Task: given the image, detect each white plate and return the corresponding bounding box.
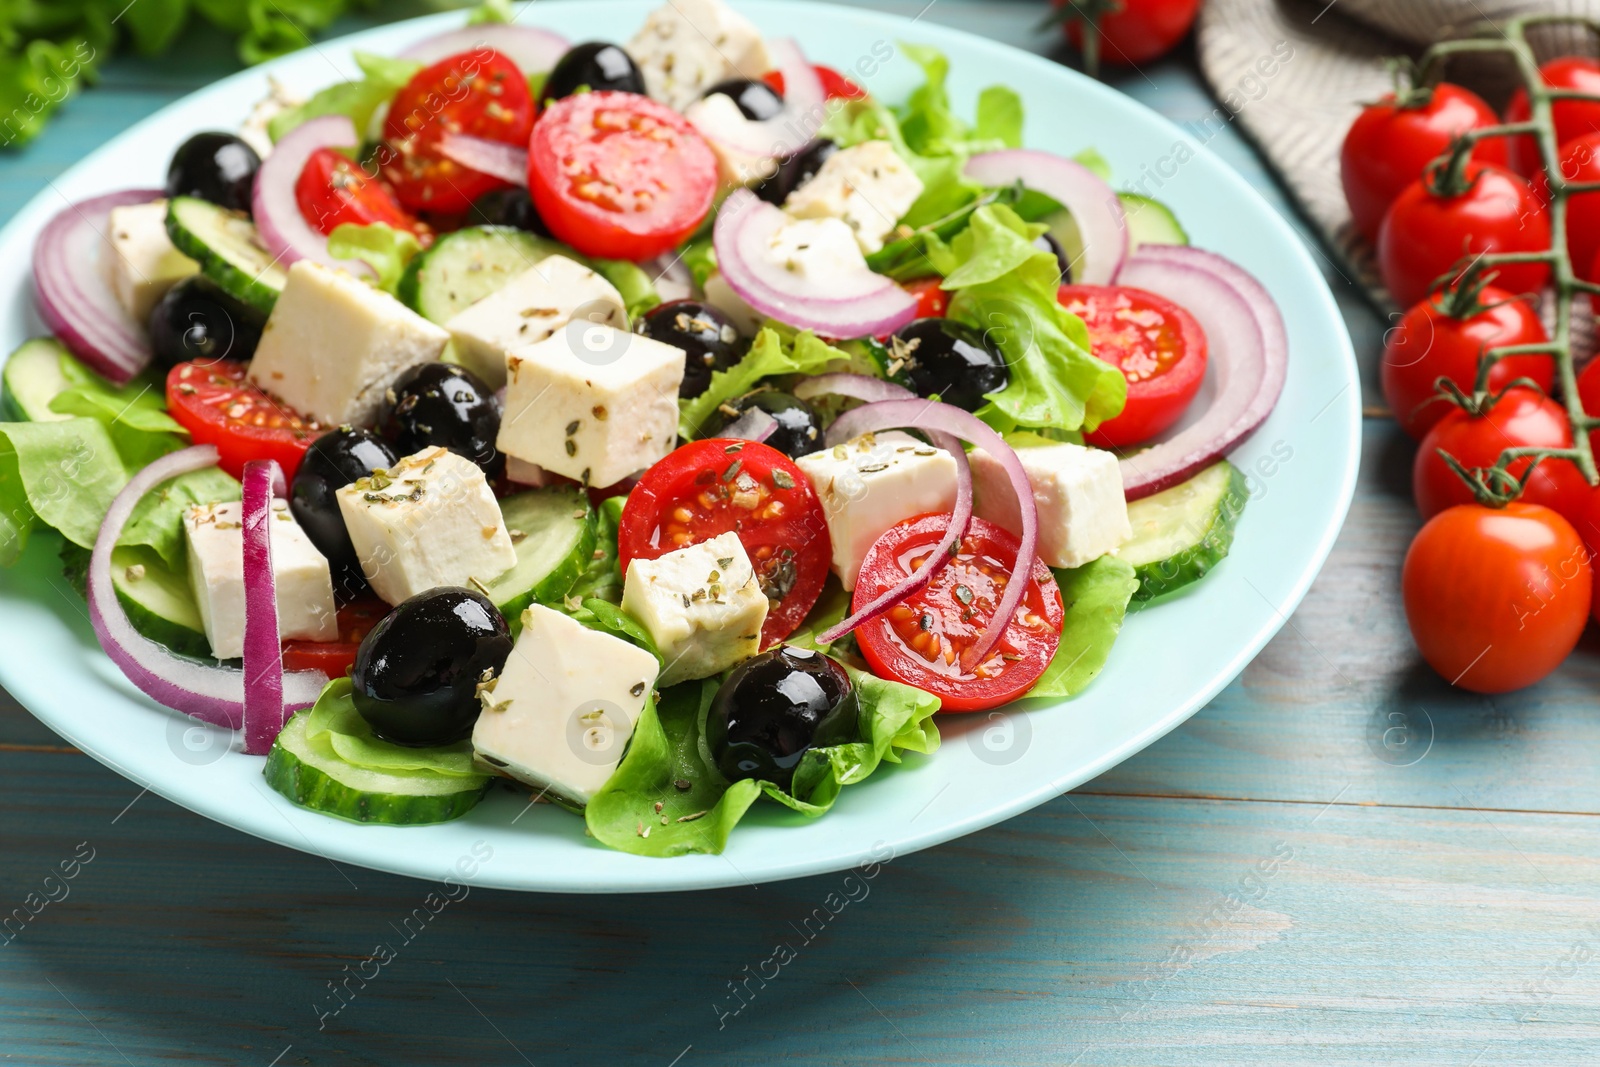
[0,0,1359,892]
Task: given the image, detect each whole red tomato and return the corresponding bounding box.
[1341,83,1510,242]
[1377,163,1550,310]
[1531,131,1600,282]
[1504,56,1600,176]
[1380,285,1552,440]
[1051,0,1201,68]
[1413,387,1589,526]
[1403,502,1591,693]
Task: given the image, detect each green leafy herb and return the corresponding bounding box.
[566,597,662,667]
[679,237,717,288]
[1027,556,1138,699]
[589,258,662,318]
[327,222,423,294]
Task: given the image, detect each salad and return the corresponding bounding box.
[0,0,1287,858]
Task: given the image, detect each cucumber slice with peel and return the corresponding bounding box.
[2,339,74,422]
[397,226,567,324]
[165,196,287,315]
[486,486,597,631]
[59,541,210,658]
[264,711,490,826]
[1120,461,1247,600]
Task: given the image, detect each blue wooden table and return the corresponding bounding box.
[3,3,1597,1064]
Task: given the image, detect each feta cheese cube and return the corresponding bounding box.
[702,270,764,336]
[444,255,628,390]
[183,499,337,660]
[626,0,771,111]
[622,532,767,686]
[496,324,685,489]
[101,200,198,324]
[783,141,924,255]
[766,216,872,281]
[794,430,959,591]
[684,93,781,189]
[969,442,1132,569]
[247,260,449,427]
[238,77,304,159]
[473,604,660,807]
[335,446,517,605]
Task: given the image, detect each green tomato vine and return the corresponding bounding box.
[1409,15,1600,505]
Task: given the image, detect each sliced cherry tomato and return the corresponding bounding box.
[166,361,322,482]
[380,49,535,213]
[1403,502,1591,693]
[1377,163,1550,310]
[1340,83,1510,242]
[1504,56,1600,176]
[1379,286,1552,441]
[294,147,420,237]
[854,514,1063,712]
[1413,386,1589,527]
[902,276,949,319]
[528,90,717,262]
[281,597,388,678]
[762,64,866,101]
[1058,283,1207,448]
[617,439,831,645]
[1051,0,1200,67]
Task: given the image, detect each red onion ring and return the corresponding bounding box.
[793,372,912,406]
[713,189,917,339]
[646,252,694,303]
[87,446,327,732]
[33,188,162,384]
[437,132,528,187]
[718,406,778,443]
[685,38,826,166]
[251,114,371,278]
[1113,245,1287,499]
[964,149,1128,285]
[242,460,289,756]
[399,24,568,73]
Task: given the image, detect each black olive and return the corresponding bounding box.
[378,363,504,479]
[290,428,397,601]
[1035,232,1071,283]
[467,188,549,236]
[702,77,785,121]
[165,132,261,213]
[634,300,747,399]
[146,276,265,370]
[886,318,1009,412]
[709,391,823,458]
[754,138,837,205]
[541,42,646,105]
[351,588,512,746]
[705,646,857,789]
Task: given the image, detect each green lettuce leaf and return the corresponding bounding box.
[327,222,422,294]
[679,327,857,439]
[585,666,939,857]
[589,258,661,318]
[269,50,421,143]
[0,38,100,149]
[467,0,515,24]
[566,597,663,666]
[935,204,1126,433]
[118,466,240,570]
[1027,556,1138,700]
[565,494,624,605]
[975,86,1024,149]
[49,356,186,470]
[305,678,488,780]
[0,418,126,565]
[680,237,717,288]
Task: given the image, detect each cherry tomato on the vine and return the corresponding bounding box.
[1379,285,1553,440]
[1341,83,1510,242]
[1377,163,1550,310]
[1403,502,1591,693]
[1050,0,1201,68]
[1504,56,1600,176]
[1413,386,1589,526]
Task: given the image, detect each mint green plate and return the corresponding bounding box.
[0,1,1359,892]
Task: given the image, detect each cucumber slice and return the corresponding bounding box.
[265,712,490,825]
[398,226,566,323]
[1121,193,1190,249]
[165,196,287,315]
[486,486,597,629]
[2,339,74,422]
[59,541,211,658]
[1120,461,1247,601]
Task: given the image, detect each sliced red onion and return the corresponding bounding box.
[965,150,1127,285]
[400,25,568,73]
[718,407,778,443]
[242,460,288,756]
[793,372,913,406]
[685,38,826,166]
[713,189,917,339]
[1113,245,1287,499]
[437,132,528,187]
[88,447,327,732]
[647,252,694,303]
[33,188,162,384]
[251,114,371,278]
